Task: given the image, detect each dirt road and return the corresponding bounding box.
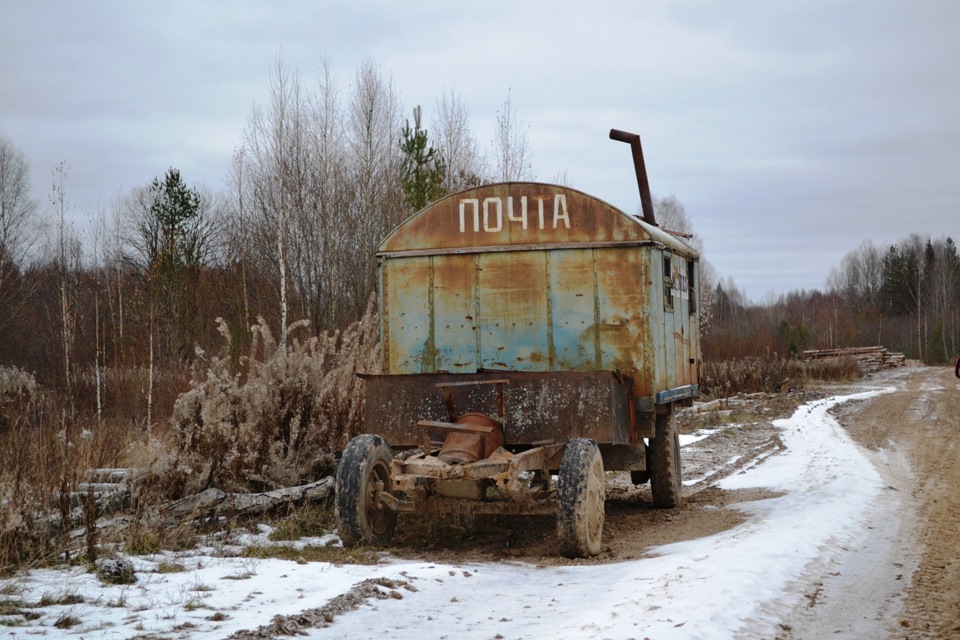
[387,366,960,638]
[826,367,960,639]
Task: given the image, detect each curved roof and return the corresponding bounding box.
[378,182,697,258]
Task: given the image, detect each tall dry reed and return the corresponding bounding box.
[170,301,380,494]
[701,356,861,397]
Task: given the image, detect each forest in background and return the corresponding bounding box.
[0,57,958,566]
[1,55,958,431]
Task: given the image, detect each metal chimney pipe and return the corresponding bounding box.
[609,129,657,226]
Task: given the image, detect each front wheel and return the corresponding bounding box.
[556,438,605,558]
[335,434,397,546]
[649,412,682,508]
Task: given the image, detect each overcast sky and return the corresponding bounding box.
[2,1,957,301]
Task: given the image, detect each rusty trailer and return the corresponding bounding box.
[336,129,701,557]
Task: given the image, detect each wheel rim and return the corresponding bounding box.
[365,461,392,536]
[585,454,605,547]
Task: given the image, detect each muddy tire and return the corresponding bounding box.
[650,412,682,508]
[335,434,397,547]
[556,438,605,558]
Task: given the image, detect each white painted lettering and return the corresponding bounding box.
[457,193,571,233]
[506,196,528,229]
[482,197,503,232]
[459,199,480,233]
[553,193,570,229]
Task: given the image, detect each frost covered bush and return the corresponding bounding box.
[95,556,136,584]
[0,367,37,412]
[171,304,380,493]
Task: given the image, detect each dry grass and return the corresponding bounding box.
[0,303,381,571]
[240,542,381,565]
[701,356,862,397]
[0,366,143,572]
[170,300,380,494]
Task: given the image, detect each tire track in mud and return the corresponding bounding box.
[832,367,960,639]
[889,369,960,639]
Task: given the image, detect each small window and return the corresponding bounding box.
[663,253,674,311]
[687,260,697,314]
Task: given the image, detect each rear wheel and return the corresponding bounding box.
[335,434,397,546]
[556,438,605,558]
[649,412,682,508]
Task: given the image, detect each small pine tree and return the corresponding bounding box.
[150,168,203,271]
[399,106,446,212]
[139,168,207,359]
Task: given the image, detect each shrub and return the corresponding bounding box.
[701,356,861,397]
[701,356,791,397]
[0,366,36,431]
[171,302,380,493]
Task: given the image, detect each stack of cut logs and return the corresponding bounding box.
[801,346,906,372]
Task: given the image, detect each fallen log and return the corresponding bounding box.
[159,476,335,523]
[60,476,336,545]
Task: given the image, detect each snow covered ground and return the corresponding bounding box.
[1,386,902,639]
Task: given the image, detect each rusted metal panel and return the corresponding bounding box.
[595,247,647,373]
[383,256,432,373]
[650,248,669,396]
[548,249,598,370]
[688,261,701,385]
[362,370,634,446]
[478,250,550,371]
[432,253,477,373]
[661,253,699,389]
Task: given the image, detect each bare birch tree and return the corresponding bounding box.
[299,58,347,329]
[432,89,487,192]
[492,90,533,182]
[827,239,887,344]
[344,58,403,320]
[50,161,80,394]
[242,57,309,345]
[0,134,39,336]
[928,237,960,361]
